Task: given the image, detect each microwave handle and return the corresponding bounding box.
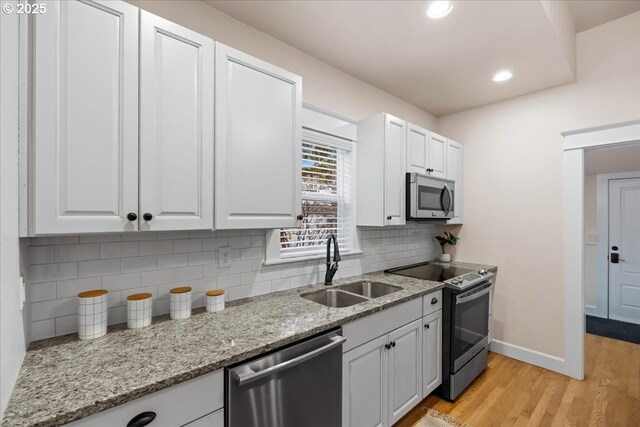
[441,184,452,215]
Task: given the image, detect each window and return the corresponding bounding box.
[266,129,357,263]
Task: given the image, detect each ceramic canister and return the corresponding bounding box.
[77,289,108,340]
[127,293,153,329]
[170,286,192,320]
[205,289,225,313]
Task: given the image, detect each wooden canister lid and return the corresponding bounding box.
[206,289,225,297]
[127,292,152,301]
[170,286,192,294]
[78,289,108,298]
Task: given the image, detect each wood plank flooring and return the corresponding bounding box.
[397,334,640,427]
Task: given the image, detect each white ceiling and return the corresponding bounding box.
[206,0,640,116]
[567,0,640,32]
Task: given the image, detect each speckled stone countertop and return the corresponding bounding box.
[2,261,496,427]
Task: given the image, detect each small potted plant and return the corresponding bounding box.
[435,231,459,262]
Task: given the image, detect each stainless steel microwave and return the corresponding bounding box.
[406,173,455,220]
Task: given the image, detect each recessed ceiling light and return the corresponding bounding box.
[427,1,453,19]
[492,70,513,82]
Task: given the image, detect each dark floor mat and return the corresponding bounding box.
[586,315,640,345]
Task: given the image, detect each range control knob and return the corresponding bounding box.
[479,269,488,275]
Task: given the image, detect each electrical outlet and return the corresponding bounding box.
[219,247,232,267]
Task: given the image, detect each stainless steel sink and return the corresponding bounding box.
[301,289,369,308]
[301,281,402,308]
[336,281,402,298]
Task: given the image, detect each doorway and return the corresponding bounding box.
[584,144,640,345]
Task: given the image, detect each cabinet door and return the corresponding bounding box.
[406,123,428,174]
[215,43,302,229]
[388,319,422,425]
[422,310,443,398]
[33,0,139,234]
[384,114,406,226]
[343,335,389,427]
[427,132,447,179]
[139,11,214,231]
[446,139,463,224]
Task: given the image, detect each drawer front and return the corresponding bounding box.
[423,290,443,316]
[67,370,223,427]
[343,298,422,352]
[184,409,224,427]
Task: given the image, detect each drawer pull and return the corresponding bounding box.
[431,297,438,305]
[127,411,156,427]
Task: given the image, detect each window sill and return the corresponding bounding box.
[263,250,363,266]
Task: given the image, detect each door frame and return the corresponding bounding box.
[593,171,640,319]
[562,119,640,380]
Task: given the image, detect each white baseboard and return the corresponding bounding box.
[585,305,598,316]
[489,339,565,374]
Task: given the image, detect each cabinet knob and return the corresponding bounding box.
[127,411,156,427]
[387,216,392,220]
[297,214,304,220]
[143,213,153,221]
[127,213,138,221]
[425,324,430,329]
[384,343,390,350]
[391,341,396,347]
[431,297,438,305]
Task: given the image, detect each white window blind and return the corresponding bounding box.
[280,134,352,258]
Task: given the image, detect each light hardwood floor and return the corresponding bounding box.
[397,334,640,427]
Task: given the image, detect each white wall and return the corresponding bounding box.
[438,12,640,358]
[126,0,437,129]
[0,2,29,416]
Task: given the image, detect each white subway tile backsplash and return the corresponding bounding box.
[28,246,54,265]
[102,273,141,291]
[78,259,120,278]
[55,243,100,262]
[27,223,440,340]
[30,263,78,283]
[100,242,138,259]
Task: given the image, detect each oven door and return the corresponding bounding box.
[451,281,491,372]
[408,173,455,219]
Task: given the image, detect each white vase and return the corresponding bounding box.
[439,253,451,262]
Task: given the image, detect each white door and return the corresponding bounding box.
[406,123,428,174]
[609,178,640,324]
[343,335,389,427]
[384,114,406,226]
[33,0,139,234]
[215,43,302,229]
[422,310,443,397]
[388,319,422,425]
[446,139,463,224]
[427,132,447,179]
[139,11,214,231]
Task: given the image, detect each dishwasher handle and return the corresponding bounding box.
[236,335,346,386]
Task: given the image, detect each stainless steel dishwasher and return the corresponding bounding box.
[226,328,345,427]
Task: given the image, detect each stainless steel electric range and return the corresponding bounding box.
[386,262,494,400]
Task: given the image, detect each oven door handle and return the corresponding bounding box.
[236,336,346,386]
[456,286,491,304]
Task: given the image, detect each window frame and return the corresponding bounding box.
[264,128,361,265]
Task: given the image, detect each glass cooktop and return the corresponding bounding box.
[385,262,475,282]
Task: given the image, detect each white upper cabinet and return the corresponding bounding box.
[446,139,464,224]
[215,43,302,229]
[427,132,447,179]
[406,123,428,174]
[32,0,139,234]
[139,11,214,231]
[357,113,406,227]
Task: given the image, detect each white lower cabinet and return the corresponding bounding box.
[422,310,443,398]
[66,370,223,426]
[343,318,424,427]
[388,319,423,425]
[343,335,389,427]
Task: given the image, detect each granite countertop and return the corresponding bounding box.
[2,261,496,427]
